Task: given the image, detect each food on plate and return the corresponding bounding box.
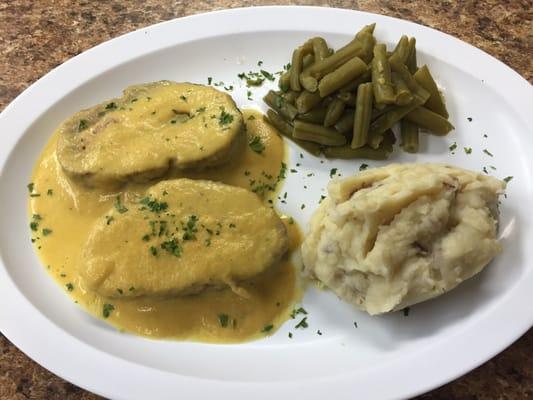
[56,81,244,187]
[301,163,505,315]
[264,24,454,158]
[29,101,299,342]
[81,178,288,299]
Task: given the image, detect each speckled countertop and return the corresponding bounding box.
[0,1,532,399]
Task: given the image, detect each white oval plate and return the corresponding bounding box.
[1,6,532,400]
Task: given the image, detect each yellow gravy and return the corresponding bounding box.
[29,109,301,343]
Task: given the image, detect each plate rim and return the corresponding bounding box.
[0,6,532,400]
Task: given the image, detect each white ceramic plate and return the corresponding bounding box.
[1,6,532,400]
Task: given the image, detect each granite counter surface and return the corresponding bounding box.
[1,1,532,399]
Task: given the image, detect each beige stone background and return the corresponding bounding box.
[1,1,532,399]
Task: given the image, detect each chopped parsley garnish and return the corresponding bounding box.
[319,195,326,204]
[105,215,114,225]
[329,168,338,178]
[47,189,53,196]
[102,303,115,318]
[114,196,128,213]
[161,239,182,257]
[30,222,39,231]
[32,214,42,221]
[317,330,322,335]
[105,102,117,110]
[142,234,151,241]
[483,149,494,157]
[260,69,275,81]
[196,107,206,113]
[116,288,123,295]
[288,332,293,338]
[139,197,168,213]
[354,321,358,328]
[179,95,187,102]
[218,108,234,126]
[257,60,263,66]
[295,317,308,329]
[182,215,198,240]
[27,183,34,193]
[223,85,234,91]
[283,63,291,71]
[449,142,457,152]
[247,90,253,100]
[249,136,265,154]
[149,246,158,256]
[290,307,308,319]
[65,283,74,292]
[218,314,229,327]
[464,147,472,154]
[467,117,472,122]
[503,176,513,183]
[300,204,305,210]
[42,228,52,236]
[207,77,213,85]
[78,119,89,132]
[261,324,274,333]
[359,163,369,171]
[403,307,410,317]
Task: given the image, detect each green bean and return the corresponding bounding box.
[368,95,425,148]
[290,41,314,91]
[279,71,291,92]
[282,90,299,105]
[401,120,419,153]
[298,107,327,124]
[351,82,373,148]
[372,43,396,105]
[355,23,376,38]
[263,90,298,121]
[389,55,429,100]
[406,37,417,74]
[312,37,330,62]
[337,91,356,106]
[293,120,347,146]
[295,90,322,114]
[265,110,322,156]
[405,106,454,135]
[371,104,396,121]
[339,70,372,93]
[303,37,366,82]
[392,72,413,106]
[318,56,368,97]
[357,31,377,64]
[414,65,449,118]
[334,109,355,134]
[324,129,395,159]
[324,98,346,127]
[390,35,410,64]
[303,53,315,68]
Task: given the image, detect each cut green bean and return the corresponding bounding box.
[337,91,356,106]
[279,71,291,92]
[334,109,355,134]
[263,90,298,121]
[368,95,426,148]
[302,53,315,68]
[406,37,417,74]
[290,41,314,91]
[401,120,419,153]
[266,110,322,155]
[312,37,329,62]
[282,90,299,105]
[293,120,347,146]
[325,129,395,159]
[298,107,327,124]
[295,90,322,114]
[318,56,367,97]
[392,72,413,106]
[324,98,346,127]
[405,106,454,135]
[357,31,377,64]
[355,23,376,38]
[372,43,396,105]
[303,37,366,81]
[371,104,396,121]
[390,35,410,64]
[351,82,374,148]
[339,70,372,93]
[389,55,430,101]
[414,65,449,118]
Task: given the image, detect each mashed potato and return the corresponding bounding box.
[301,163,505,315]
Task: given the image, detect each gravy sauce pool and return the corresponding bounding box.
[29,109,301,343]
